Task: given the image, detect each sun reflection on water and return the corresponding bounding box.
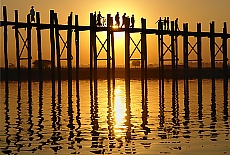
[114,87,126,138]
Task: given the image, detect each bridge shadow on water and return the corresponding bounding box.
[1,77,229,154]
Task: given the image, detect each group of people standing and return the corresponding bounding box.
[156,17,179,31]
[115,12,135,28]
[95,11,135,28]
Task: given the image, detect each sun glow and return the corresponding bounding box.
[112,25,119,29]
[112,25,125,40]
[114,32,124,40]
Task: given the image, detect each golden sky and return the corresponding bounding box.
[1,0,230,67]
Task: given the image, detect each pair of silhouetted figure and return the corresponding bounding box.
[115,12,135,28]
[94,11,107,27]
[96,11,105,27]
[115,12,126,27]
[163,17,170,30]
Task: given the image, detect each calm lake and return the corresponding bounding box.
[0,78,229,155]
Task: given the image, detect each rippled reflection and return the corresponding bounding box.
[0,78,229,154]
[2,82,11,154]
[114,88,126,138]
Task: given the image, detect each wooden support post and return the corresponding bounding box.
[111,30,115,88]
[67,13,73,97]
[141,18,147,96]
[107,14,111,96]
[141,19,145,90]
[157,24,161,76]
[50,10,56,96]
[75,14,80,94]
[3,6,8,81]
[210,21,215,71]
[27,14,32,83]
[222,22,228,72]
[54,13,61,96]
[15,10,20,80]
[171,21,175,77]
[158,21,164,78]
[92,15,97,89]
[125,17,130,93]
[174,21,179,72]
[90,13,94,83]
[107,14,111,81]
[36,12,43,82]
[197,23,202,71]
[183,23,189,74]
[93,30,97,92]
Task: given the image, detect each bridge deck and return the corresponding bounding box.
[1,20,229,38]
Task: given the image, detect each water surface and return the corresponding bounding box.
[0,78,229,155]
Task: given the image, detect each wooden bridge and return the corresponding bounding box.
[1,6,229,98]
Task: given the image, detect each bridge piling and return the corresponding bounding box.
[75,14,80,97]
[14,10,20,81]
[3,6,8,81]
[223,22,228,73]
[107,14,111,94]
[36,12,43,82]
[197,23,202,72]
[50,10,56,97]
[141,18,147,97]
[111,30,115,88]
[183,23,189,76]
[54,12,61,96]
[158,21,164,79]
[90,13,94,88]
[210,21,215,72]
[26,14,32,89]
[125,17,130,93]
[67,13,73,98]
[170,21,175,78]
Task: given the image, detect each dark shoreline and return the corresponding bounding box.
[0,68,229,81]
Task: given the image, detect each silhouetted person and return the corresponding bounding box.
[155,17,163,30]
[166,17,170,30]
[121,13,126,28]
[30,6,35,22]
[163,17,167,30]
[115,12,120,27]
[175,18,180,31]
[97,11,102,27]
[130,14,135,28]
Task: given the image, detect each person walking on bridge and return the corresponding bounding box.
[155,17,163,30]
[115,12,120,27]
[130,14,135,28]
[97,11,103,27]
[175,18,180,31]
[30,6,35,22]
[121,13,126,28]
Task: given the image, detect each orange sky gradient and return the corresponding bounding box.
[1,0,230,67]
